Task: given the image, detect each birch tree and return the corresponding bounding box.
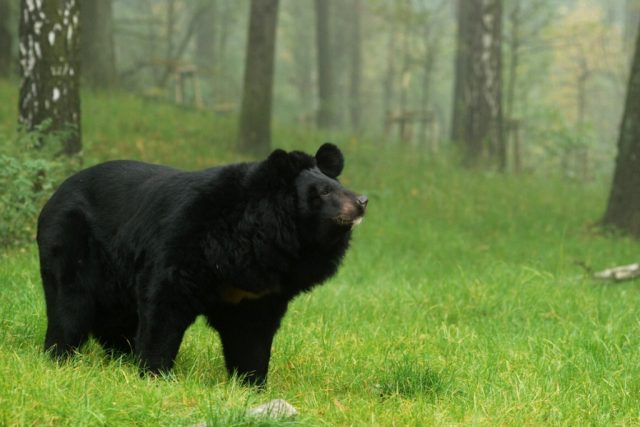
[451,0,504,169]
[19,0,81,155]
[0,0,11,77]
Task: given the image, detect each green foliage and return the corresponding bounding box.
[1,80,640,425]
[0,121,81,248]
[3,148,640,424]
[0,153,53,246]
[519,104,610,177]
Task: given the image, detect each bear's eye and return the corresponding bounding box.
[318,187,331,197]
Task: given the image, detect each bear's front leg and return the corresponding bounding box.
[218,326,276,387]
[211,298,288,387]
[135,303,196,375]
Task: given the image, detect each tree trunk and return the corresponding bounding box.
[624,0,640,53]
[452,0,504,169]
[512,121,522,174]
[419,4,443,149]
[315,0,334,129]
[576,70,589,181]
[196,0,217,103]
[19,0,81,156]
[159,3,205,89]
[216,1,233,102]
[398,11,411,143]
[80,0,116,88]
[602,26,640,237]
[0,0,11,77]
[238,0,279,155]
[450,0,470,144]
[161,0,176,86]
[290,0,314,123]
[348,0,362,132]
[382,29,396,134]
[504,0,521,173]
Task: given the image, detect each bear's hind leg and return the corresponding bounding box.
[92,309,137,357]
[94,331,135,357]
[39,210,96,358]
[135,302,195,374]
[43,274,95,358]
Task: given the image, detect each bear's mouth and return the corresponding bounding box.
[334,215,364,228]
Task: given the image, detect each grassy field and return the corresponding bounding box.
[2,79,640,425]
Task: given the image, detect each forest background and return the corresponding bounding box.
[2,0,640,425]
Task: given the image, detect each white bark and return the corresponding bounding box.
[19,0,81,154]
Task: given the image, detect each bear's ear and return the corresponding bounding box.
[315,143,344,178]
[266,148,289,171]
[264,148,302,182]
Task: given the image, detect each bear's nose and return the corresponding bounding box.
[357,195,368,208]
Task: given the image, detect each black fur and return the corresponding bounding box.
[37,143,367,385]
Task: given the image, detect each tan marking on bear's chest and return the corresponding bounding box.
[221,286,278,304]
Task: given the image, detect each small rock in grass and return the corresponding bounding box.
[247,399,298,419]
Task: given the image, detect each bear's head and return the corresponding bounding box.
[294,143,368,246]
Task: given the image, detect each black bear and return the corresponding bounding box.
[37,143,367,385]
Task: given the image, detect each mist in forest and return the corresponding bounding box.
[1,0,638,179]
[104,0,636,178]
[4,3,640,425]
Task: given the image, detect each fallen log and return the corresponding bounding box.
[592,263,640,282]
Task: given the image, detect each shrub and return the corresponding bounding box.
[0,122,80,248]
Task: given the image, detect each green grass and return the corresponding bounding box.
[2,78,640,425]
